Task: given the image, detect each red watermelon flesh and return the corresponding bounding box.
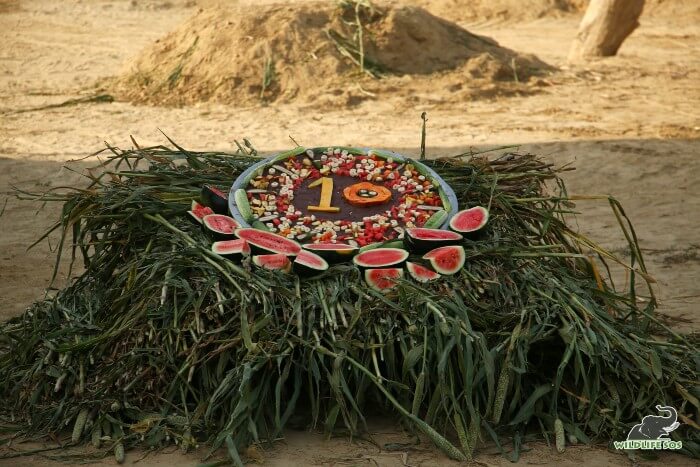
[253,254,292,272]
[188,200,214,223]
[364,268,404,291]
[295,250,328,268]
[353,248,409,268]
[406,262,440,282]
[202,214,239,234]
[423,245,465,275]
[235,228,301,256]
[449,206,488,233]
[293,250,329,275]
[406,228,462,240]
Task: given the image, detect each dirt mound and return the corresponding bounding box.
[111,1,551,107]
[410,0,587,23]
[0,0,21,14]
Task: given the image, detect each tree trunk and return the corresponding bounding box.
[568,0,645,61]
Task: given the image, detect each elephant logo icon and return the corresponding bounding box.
[626,405,680,441]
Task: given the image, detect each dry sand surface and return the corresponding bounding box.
[1,0,699,465]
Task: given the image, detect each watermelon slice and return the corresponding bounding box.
[212,239,250,260]
[201,185,229,215]
[449,206,488,238]
[202,214,240,240]
[423,245,465,275]
[235,228,301,256]
[187,200,214,225]
[253,254,292,273]
[364,268,404,292]
[405,228,463,253]
[293,250,329,276]
[406,262,440,282]
[353,248,409,268]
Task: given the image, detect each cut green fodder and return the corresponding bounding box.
[0,140,698,465]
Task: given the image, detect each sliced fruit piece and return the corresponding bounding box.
[423,209,450,229]
[364,268,404,292]
[438,186,452,214]
[201,185,229,215]
[202,214,240,240]
[252,254,291,273]
[353,248,409,268]
[187,200,214,225]
[449,206,489,238]
[423,245,466,275]
[212,239,251,260]
[358,239,404,253]
[251,220,271,232]
[423,209,449,229]
[343,182,392,207]
[235,228,301,256]
[233,188,254,223]
[293,250,329,276]
[302,243,358,263]
[406,262,440,283]
[405,228,463,253]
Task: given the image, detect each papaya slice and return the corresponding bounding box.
[343,182,391,207]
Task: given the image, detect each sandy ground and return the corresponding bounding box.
[1,0,699,465]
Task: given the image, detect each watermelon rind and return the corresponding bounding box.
[358,239,405,253]
[302,243,358,263]
[423,209,449,229]
[201,185,229,215]
[423,245,465,275]
[364,268,404,292]
[353,248,409,268]
[405,228,463,253]
[406,262,440,283]
[235,228,301,256]
[233,188,254,223]
[449,206,489,237]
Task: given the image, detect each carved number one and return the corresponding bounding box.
[307,177,340,213]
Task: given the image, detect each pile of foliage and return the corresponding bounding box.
[1,140,698,464]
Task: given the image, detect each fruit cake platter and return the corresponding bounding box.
[187,146,489,289]
[228,147,459,246]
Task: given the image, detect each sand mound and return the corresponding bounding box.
[111,1,551,107]
[410,0,587,23]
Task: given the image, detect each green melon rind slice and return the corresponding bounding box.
[358,239,405,253]
[423,209,448,229]
[234,188,254,223]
